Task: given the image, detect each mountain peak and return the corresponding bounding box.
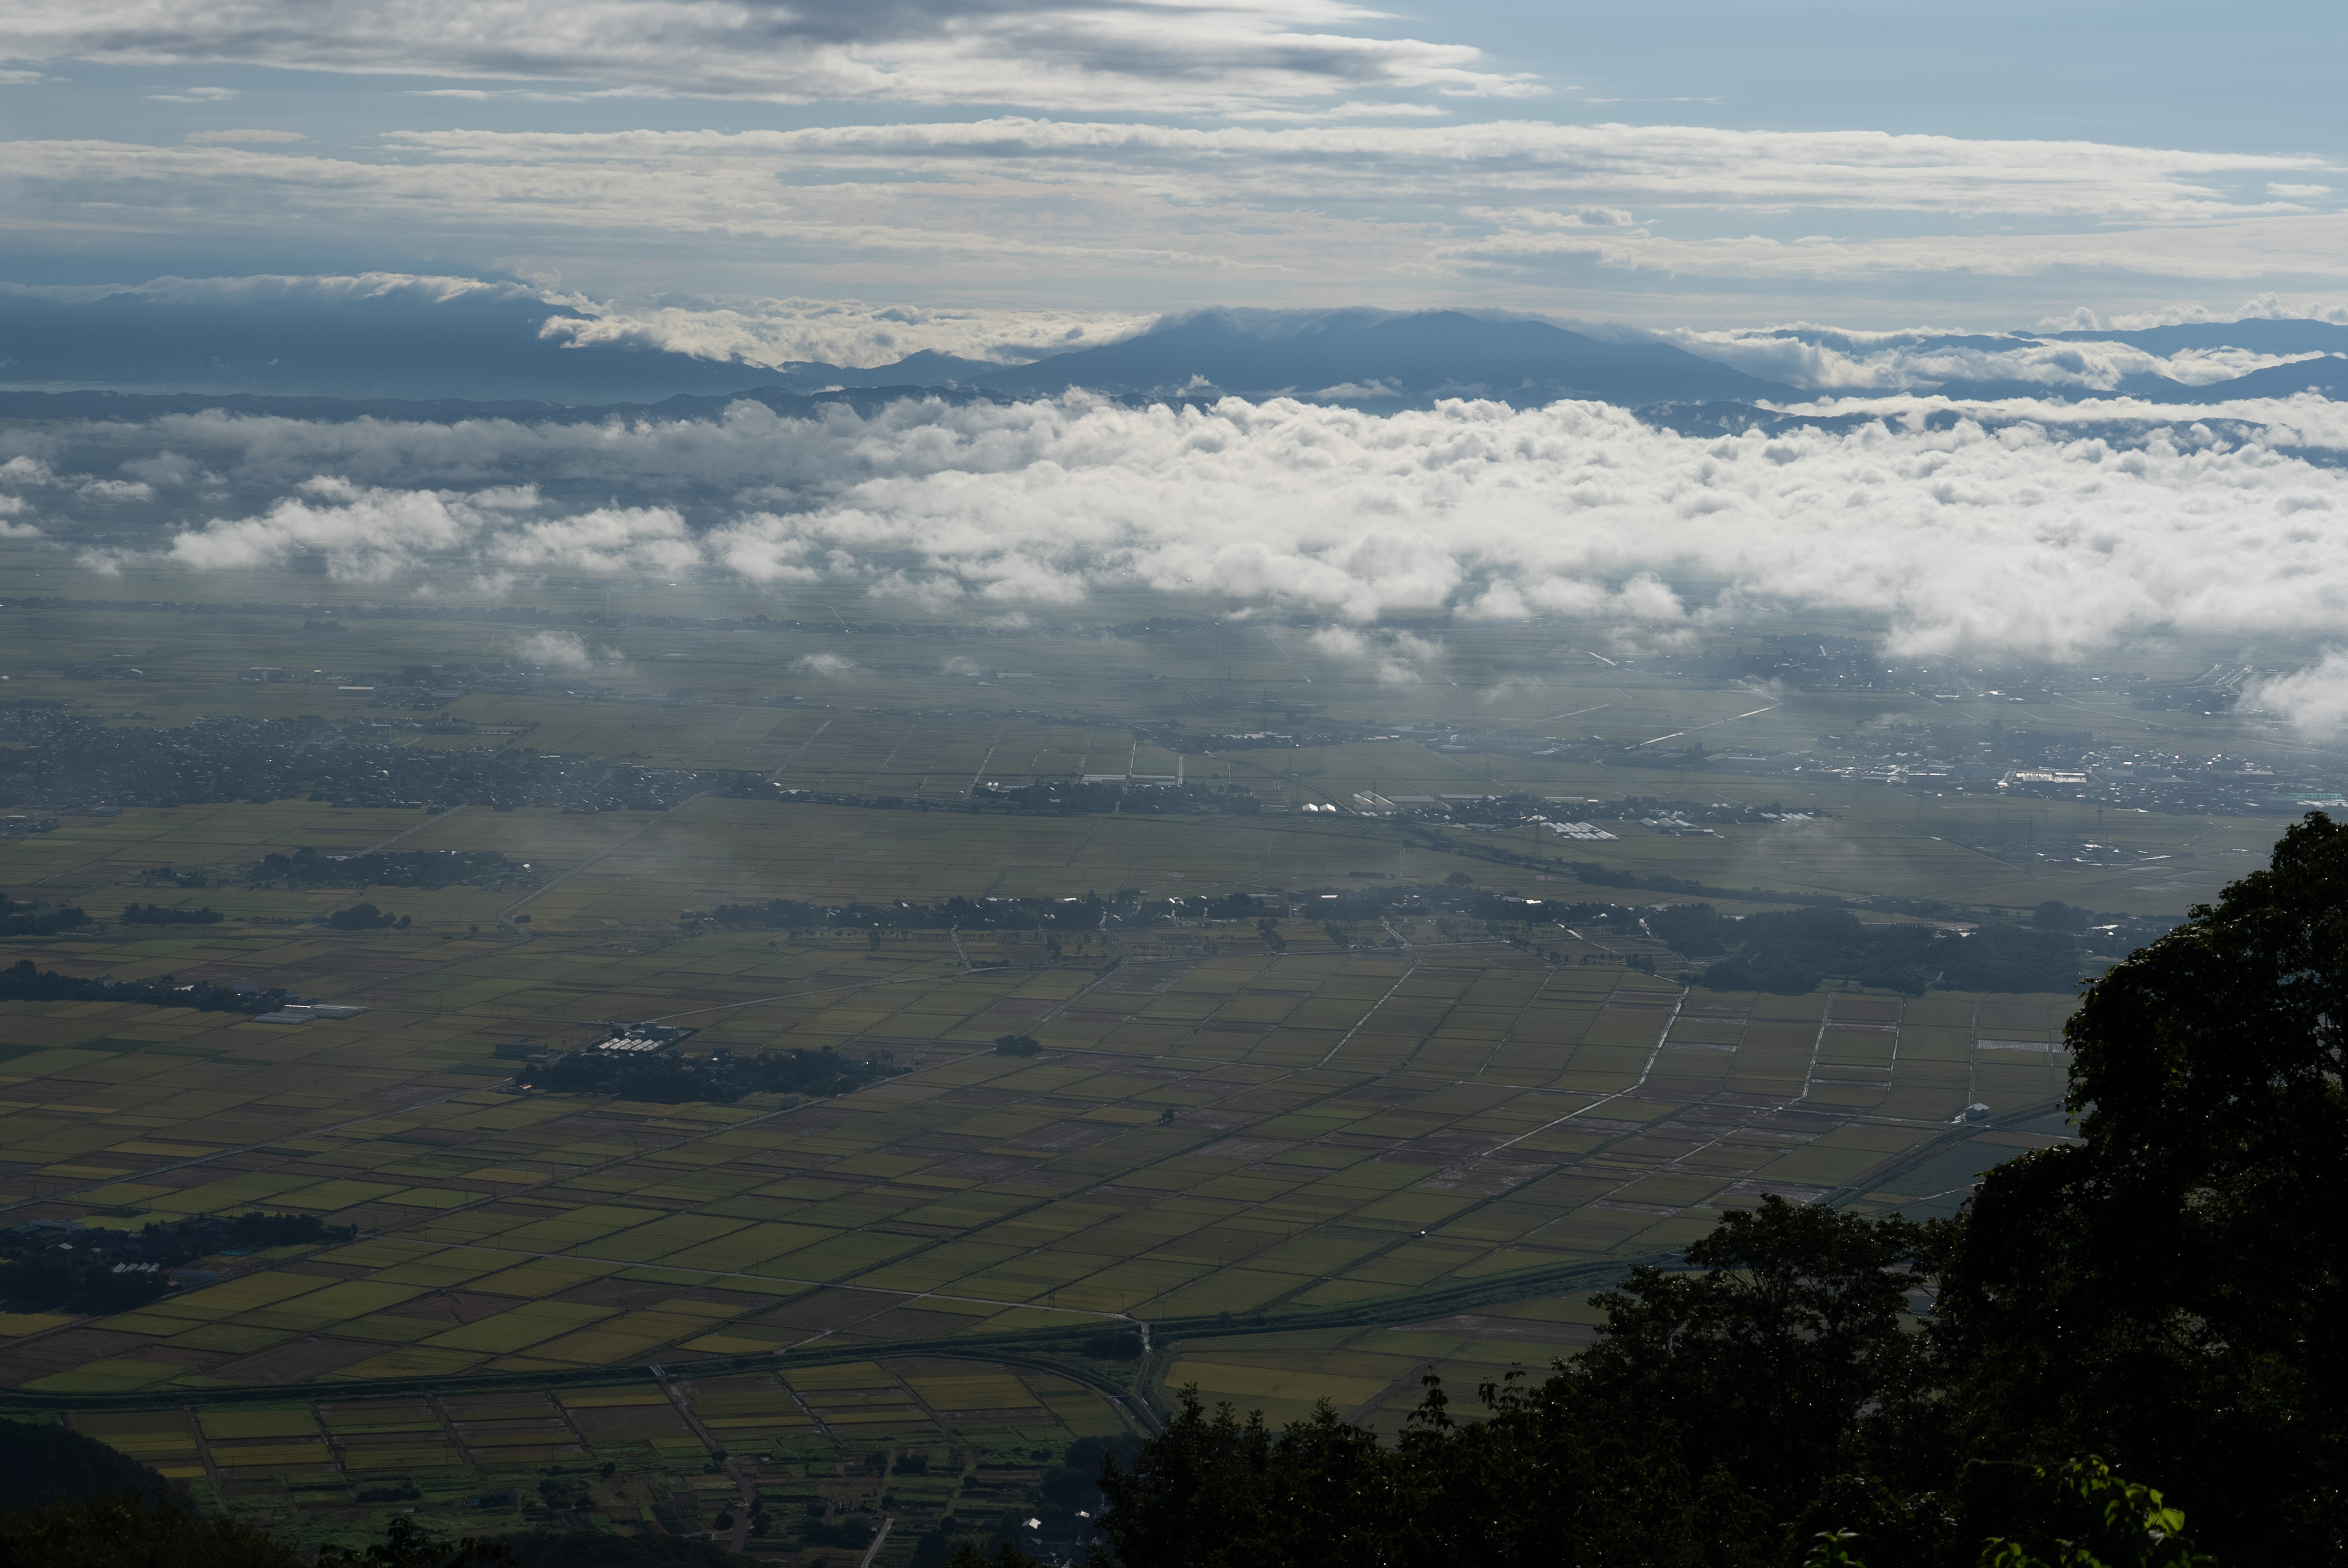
[951,308,1801,408]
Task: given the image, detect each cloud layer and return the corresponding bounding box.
[89,474,695,582]
[2246,651,2348,734]
[1664,322,2347,395]
[537,295,1157,369]
[375,120,2317,221]
[3,120,2338,312]
[2,0,1527,112]
[35,389,2348,667]
[9,3,2347,328]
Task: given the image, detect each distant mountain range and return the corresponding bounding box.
[794,309,1805,408]
[0,283,766,406]
[1,283,2342,414]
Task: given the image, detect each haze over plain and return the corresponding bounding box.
[0,6,2341,1548]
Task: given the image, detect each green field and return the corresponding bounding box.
[0,875,2079,1557]
[47,1355,1135,1556]
[0,943,2074,1380]
[0,560,2274,1556]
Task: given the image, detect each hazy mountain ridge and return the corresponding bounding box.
[946,309,1805,406]
[3,282,2344,413]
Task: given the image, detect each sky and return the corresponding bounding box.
[3,0,2345,328]
[9,2,2348,726]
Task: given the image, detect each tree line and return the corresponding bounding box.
[519,1044,901,1105]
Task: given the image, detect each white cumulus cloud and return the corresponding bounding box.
[2244,651,2348,735]
[539,295,1157,370]
[1661,323,2345,394]
[515,629,610,669]
[45,386,2348,667]
[114,477,684,581]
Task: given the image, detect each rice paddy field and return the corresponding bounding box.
[54,1356,1139,1557]
[0,930,2077,1372]
[0,572,2262,1553]
[0,878,2077,1552]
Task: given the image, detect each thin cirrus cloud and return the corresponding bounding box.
[0,0,1534,111]
[0,122,2335,311]
[380,121,2320,221]
[3,2,2343,323]
[34,390,2348,716]
[184,128,305,143]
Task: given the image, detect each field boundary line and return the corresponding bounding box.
[0,1082,487,1220]
[922,1347,1162,1436]
[400,1236,1137,1325]
[1343,1359,1430,1424]
[1795,999,1835,1107]
[1810,1094,2067,1213]
[496,802,689,924]
[965,729,1001,797]
[1634,702,1780,750]
[771,716,836,780]
[1132,1254,1669,1419]
[1489,977,1685,1152]
[1471,961,1558,1079]
[358,804,466,855]
[1315,959,1419,1067]
[645,960,983,1023]
[651,1360,761,1546]
[0,1254,1668,1415]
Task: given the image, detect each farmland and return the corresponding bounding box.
[0,886,2073,1555]
[0,557,2298,1555]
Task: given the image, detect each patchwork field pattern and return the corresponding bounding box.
[53,1356,1136,1555]
[0,577,2177,1557]
[0,905,2074,1555]
[0,926,2071,1392]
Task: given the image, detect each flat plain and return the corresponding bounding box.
[0,555,2287,1554]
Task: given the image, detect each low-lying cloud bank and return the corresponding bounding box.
[1675,328,2339,395]
[2243,652,2348,735]
[142,476,700,582]
[538,296,1157,371]
[28,389,2348,672]
[1661,297,2348,395]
